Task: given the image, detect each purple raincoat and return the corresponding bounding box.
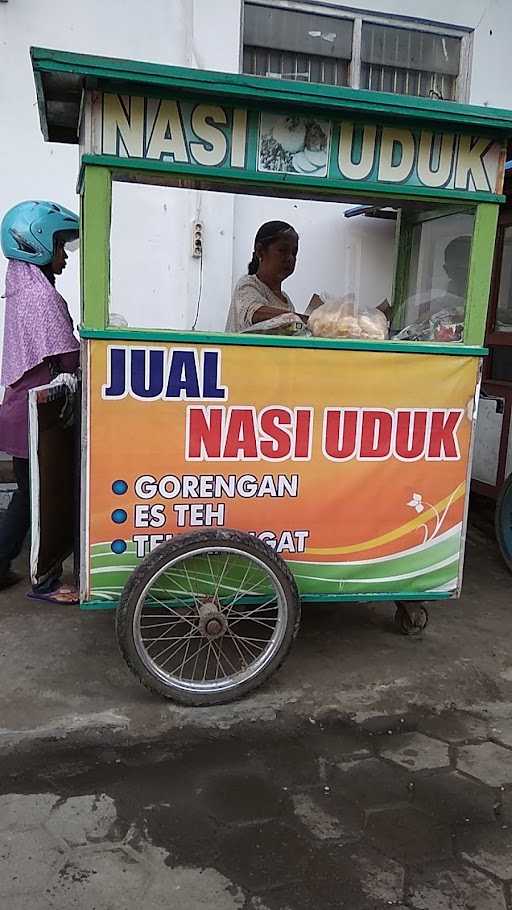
[0,261,79,458]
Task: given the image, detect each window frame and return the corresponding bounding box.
[391,204,501,347]
[485,209,512,352]
[391,206,477,335]
[241,0,474,102]
[82,163,496,349]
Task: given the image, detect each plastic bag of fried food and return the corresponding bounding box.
[308,293,389,340]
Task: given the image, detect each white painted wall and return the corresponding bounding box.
[0,0,241,340]
[1,1,511,381]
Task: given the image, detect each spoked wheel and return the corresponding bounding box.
[116,530,301,705]
[394,602,429,636]
[495,473,512,573]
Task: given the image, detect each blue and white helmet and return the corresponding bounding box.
[1,200,79,265]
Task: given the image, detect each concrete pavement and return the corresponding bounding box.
[1,508,512,750]
[1,704,512,908]
[1,504,512,907]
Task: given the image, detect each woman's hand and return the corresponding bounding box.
[251,304,293,324]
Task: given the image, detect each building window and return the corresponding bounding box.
[243,4,353,86]
[361,23,461,99]
[243,2,472,102]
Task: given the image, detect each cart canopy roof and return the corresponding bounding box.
[30,47,512,206]
[31,46,512,145]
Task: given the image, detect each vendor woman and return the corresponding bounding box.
[226,221,305,332]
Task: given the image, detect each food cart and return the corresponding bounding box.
[29,47,512,704]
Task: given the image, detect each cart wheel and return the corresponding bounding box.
[115,529,301,706]
[394,602,429,636]
[495,473,512,573]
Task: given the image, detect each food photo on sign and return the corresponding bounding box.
[258,113,331,177]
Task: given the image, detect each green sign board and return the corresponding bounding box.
[97,93,506,201]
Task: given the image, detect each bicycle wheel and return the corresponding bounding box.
[115,529,301,705]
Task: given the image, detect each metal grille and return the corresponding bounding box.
[242,5,466,101]
[360,63,456,100]
[361,22,460,100]
[243,45,349,85]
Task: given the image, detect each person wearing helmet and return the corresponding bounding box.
[0,200,80,602]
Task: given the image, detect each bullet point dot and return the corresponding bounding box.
[112,480,128,495]
[111,509,127,525]
[111,539,127,555]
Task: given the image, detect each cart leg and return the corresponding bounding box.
[394,602,429,636]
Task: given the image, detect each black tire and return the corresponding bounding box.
[495,473,512,573]
[115,529,301,706]
[394,602,429,636]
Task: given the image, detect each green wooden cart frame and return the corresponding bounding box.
[28,47,512,704]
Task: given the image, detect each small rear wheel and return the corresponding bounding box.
[116,530,300,706]
[394,602,429,636]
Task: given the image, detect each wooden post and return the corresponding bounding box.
[82,165,111,330]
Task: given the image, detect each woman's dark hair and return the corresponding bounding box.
[39,264,55,285]
[38,231,72,285]
[248,221,297,275]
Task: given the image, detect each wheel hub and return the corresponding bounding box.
[198,602,228,640]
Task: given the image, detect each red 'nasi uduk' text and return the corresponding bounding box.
[185,406,464,462]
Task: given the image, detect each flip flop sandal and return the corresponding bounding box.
[27,585,79,605]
